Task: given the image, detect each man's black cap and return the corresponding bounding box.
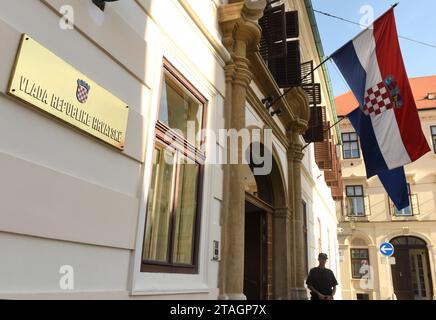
[318,253,328,260]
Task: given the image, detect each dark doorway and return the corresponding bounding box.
[244,200,267,300]
[243,142,286,300]
[390,236,433,300]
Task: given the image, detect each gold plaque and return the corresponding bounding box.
[8,34,129,150]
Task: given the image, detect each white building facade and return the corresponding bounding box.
[0,0,340,299]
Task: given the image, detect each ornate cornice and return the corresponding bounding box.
[218,0,265,56]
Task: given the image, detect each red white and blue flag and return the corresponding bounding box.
[331,7,430,209]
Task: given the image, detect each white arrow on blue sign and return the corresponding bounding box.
[379,242,395,257]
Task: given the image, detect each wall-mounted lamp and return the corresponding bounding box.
[261,96,282,117]
[270,107,283,117]
[92,0,119,11]
[261,96,273,110]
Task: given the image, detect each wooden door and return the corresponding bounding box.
[409,249,432,300]
[391,248,413,300]
[244,202,267,300]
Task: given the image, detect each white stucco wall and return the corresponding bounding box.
[302,142,342,300]
[0,0,225,299]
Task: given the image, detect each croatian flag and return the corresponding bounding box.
[331,7,430,209]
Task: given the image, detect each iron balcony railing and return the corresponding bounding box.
[389,193,420,217]
[343,195,371,219]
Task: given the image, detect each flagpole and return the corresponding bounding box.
[301,116,347,151]
[262,56,332,110]
[263,3,399,112]
[327,2,399,59]
[299,2,400,151]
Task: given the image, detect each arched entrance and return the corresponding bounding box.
[242,142,287,300]
[390,236,434,300]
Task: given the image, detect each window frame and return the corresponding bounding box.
[431,126,436,154]
[351,248,370,279]
[393,183,414,217]
[141,58,207,274]
[346,185,366,217]
[342,132,360,159]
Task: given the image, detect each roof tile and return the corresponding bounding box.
[334,76,436,116]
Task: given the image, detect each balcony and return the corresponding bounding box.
[342,195,371,222]
[389,194,420,219]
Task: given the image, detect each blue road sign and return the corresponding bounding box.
[379,242,395,257]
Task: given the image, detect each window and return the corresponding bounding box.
[356,293,370,300]
[394,183,413,216]
[342,132,360,159]
[431,126,436,153]
[141,60,206,274]
[351,249,370,279]
[346,186,365,216]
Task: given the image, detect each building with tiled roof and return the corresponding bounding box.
[333,76,436,300]
[335,76,436,116]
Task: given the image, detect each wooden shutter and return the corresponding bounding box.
[314,106,333,170]
[331,176,344,201]
[268,40,301,87]
[324,143,344,200]
[259,4,287,61]
[300,61,314,84]
[301,83,321,105]
[303,106,324,143]
[325,144,342,186]
[259,5,301,87]
[286,11,299,38]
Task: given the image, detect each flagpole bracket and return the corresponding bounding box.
[270,107,283,117]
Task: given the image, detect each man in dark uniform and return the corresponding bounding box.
[306,253,338,300]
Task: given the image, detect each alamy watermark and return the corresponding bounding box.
[59,5,74,30]
[359,5,374,29]
[161,122,273,176]
[59,265,74,290]
[357,261,374,290]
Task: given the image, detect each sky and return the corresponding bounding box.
[311,0,436,97]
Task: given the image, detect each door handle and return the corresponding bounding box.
[399,272,402,277]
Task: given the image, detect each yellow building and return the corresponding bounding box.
[335,76,436,300]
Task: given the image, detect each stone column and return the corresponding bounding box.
[218,0,266,300]
[284,88,310,299]
[290,134,307,299]
[285,140,296,291]
[273,207,293,299]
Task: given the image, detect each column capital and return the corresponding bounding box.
[274,208,293,220]
[286,147,301,162]
[286,140,304,163]
[292,149,304,162]
[284,87,310,134]
[218,0,265,57]
[219,1,264,89]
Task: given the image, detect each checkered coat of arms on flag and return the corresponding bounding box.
[76,79,90,103]
[362,75,402,116]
